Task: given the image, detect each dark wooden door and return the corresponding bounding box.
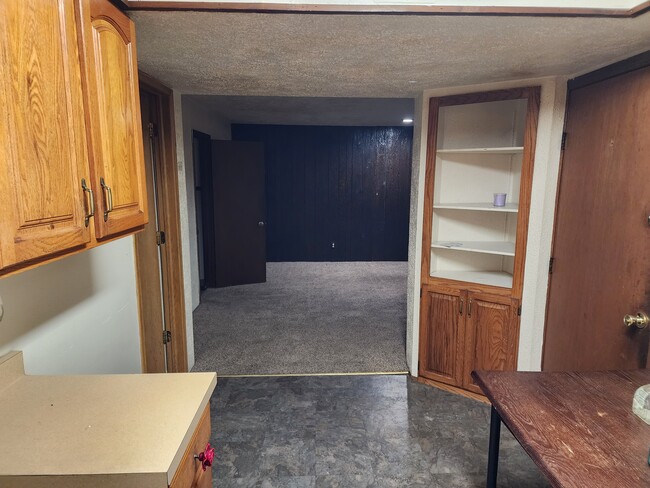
[463,292,519,394]
[419,285,466,387]
[212,141,266,288]
[543,67,650,371]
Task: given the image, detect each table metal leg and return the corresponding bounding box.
[487,406,501,488]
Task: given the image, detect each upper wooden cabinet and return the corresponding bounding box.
[0,0,148,275]
[76,0,148,239]
[0,0,92,270]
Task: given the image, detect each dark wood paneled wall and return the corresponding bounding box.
[232,124,413,262]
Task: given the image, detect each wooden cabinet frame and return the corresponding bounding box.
[418,87,540,396]
[135,72,188,373]
[420,87,540,300]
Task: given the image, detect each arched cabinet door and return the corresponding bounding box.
[0,0,92,271]
[76,0,148,239]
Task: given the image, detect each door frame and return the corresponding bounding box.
[541,51,650,370]
[135,71,188,373]
[193,130,216,289]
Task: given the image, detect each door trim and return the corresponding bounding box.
[569,50,650,91]
[193,130,216,288]
[136,71,188,373]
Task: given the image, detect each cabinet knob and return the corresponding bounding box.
[194,442,215,471]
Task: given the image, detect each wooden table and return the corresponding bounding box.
[472,369,650,488]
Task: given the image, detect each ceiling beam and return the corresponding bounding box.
[124,1,650,18]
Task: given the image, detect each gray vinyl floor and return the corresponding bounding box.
[211,375,549,487]
[193,262,409,375]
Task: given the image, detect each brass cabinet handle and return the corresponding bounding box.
[81,178,94,227]
[459,298,464,316]
[624,312,649,329]
[100,177,113,222]
[468,299,473,318]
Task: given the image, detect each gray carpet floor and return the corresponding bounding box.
[192,262,409,375]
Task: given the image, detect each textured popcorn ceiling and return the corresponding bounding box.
[182,95,414,125]
[131,11,650,97]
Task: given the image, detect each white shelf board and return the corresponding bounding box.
[431,270,513,288]
[431,240,515,257]
[436,147,524,155]
[434,202,519,213]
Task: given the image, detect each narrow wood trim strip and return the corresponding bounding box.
[124,0,650,18]
[414,375,490,404]
[138,72,189,373]
[219,371,409,377]
[569,50,650,91]
[629,0,650,16]
[139,69,173,95]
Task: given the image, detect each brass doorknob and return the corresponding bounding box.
[624,312,650,329]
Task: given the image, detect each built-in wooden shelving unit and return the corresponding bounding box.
[418,86,540,397]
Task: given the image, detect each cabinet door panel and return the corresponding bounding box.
[77,0,147,239]
[463,292,519,394]
[0,0,91,270]
[419,286,466,387]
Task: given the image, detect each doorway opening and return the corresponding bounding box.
[182,96,414,376]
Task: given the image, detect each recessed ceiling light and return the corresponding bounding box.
[402,117,414,124]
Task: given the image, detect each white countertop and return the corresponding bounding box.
[0,352,217,488]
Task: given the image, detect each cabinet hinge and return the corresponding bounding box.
[517,306,522,316]
[548,257,554,274]
[163,330,172,344]
[561,132,567,150]
[156,230,166,246]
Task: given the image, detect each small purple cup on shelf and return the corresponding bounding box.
[493,193,507,207]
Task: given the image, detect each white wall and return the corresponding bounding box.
[173,91,195,371]
[0,238,142,375]
[181,96,231,312]
[406,76,567,375]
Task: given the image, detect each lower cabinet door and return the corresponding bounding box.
[418,286,467,387]
[463,292,519,394]
[169,405,213,488]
